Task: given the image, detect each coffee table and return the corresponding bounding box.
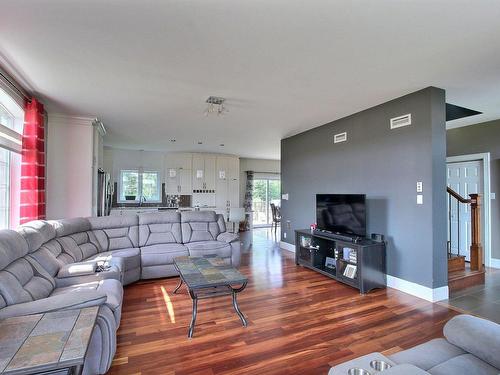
[173,256,248,338]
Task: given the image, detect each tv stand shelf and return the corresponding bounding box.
[295,229,386,294]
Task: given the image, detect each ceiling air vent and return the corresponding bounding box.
[334,132,347,144]
[390,114,412,129]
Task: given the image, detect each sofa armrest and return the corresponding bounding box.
[57,262,98,278]
[217,232,239,243]
[0,291,107,319]
[444,314,500,369]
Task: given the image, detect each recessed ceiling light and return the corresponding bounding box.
[170,139,176,142]
[197,141,203,145]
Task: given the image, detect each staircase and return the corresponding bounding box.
[446,187,485,292]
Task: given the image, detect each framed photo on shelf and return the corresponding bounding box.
[325,257,335,269]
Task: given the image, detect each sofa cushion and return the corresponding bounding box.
[17,220,56,252]
[139,212,182,246]
[185,241,231,258]
[50,217,91,237]
[389,338,466,371]
[443,314,500,370]
[427,354,498,375]
[89,215,139,251]
[181,211,221,243]
[0,229,29,269]
[140,243,189,267]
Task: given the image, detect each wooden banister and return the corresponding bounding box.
[446,186,471,204]
[446,187,483,271]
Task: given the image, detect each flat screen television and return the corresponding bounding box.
[316,194,366,237]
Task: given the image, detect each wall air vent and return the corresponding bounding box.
[334,132,347,144]
[390,114,412,129]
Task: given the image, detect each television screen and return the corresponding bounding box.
[316,194,366,237]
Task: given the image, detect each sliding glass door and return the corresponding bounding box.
[252,178,280,227]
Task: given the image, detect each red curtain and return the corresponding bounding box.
[20,99,45,224]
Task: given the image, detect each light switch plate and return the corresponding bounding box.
[491,193,496,200]
[417,194,423,205]
[416,181,423,192]
[282,193,289,200]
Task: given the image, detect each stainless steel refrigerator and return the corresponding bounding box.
[97,169,112,216]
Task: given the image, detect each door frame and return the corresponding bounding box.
[446,152,491,267]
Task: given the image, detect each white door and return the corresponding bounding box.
[447,160,483,261]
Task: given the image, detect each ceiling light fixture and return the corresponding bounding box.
[170,139,176,142]
[197,141,203,145]
[220,143,224,147]
[204,96,228,116]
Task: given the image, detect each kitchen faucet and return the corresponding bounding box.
[139,195,147,207]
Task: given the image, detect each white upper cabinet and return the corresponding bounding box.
[192,154,216,191]
[165,153,193,195]
[204,156,216,190]
[215,155,240,209]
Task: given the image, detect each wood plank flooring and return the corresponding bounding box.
[108,229,458,375]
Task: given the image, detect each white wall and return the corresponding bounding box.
[46,115,94,219]
[239,158,281,204]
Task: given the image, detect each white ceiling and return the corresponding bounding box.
[1,1,500,160]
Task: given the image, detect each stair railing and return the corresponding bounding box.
[446,186,483,271]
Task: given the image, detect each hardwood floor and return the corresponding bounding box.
[108,228,458,375]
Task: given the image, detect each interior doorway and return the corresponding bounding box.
[447,160,483,261]
[446,153,491,267]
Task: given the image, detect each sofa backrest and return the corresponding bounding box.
[0,229,55,308]
[139,211,182,246]
[52,218,101,260]
[180,211,226,243]
[89,215,139,251]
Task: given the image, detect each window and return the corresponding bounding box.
[0,90,24,229]
[119,170,160,202]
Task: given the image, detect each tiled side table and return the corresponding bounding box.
[0,306,99,375]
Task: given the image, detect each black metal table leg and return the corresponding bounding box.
[231,281,248,327]
[232,290,248,327]
[173,277,183,294]
[188,290,198,338]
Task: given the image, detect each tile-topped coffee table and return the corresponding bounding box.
[173,256,248,338]
[0,306,98,375]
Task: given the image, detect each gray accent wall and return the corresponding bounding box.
[281,87,447,289]
[447,119,500,259]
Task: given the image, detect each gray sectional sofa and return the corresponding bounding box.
[0,211,240,375]
[329,314,500,375]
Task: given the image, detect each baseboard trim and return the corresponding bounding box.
[280,241,295,252]
[386,275,449,302]
[490,258,500,269]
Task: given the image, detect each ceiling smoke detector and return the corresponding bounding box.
[204,96,228,116]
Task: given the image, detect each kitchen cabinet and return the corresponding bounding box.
[215,156,240,214]
[192,155,216,191]
[166,168,192,194]
[165,153,193,195]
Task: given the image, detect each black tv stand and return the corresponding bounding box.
[295,229,386,294]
